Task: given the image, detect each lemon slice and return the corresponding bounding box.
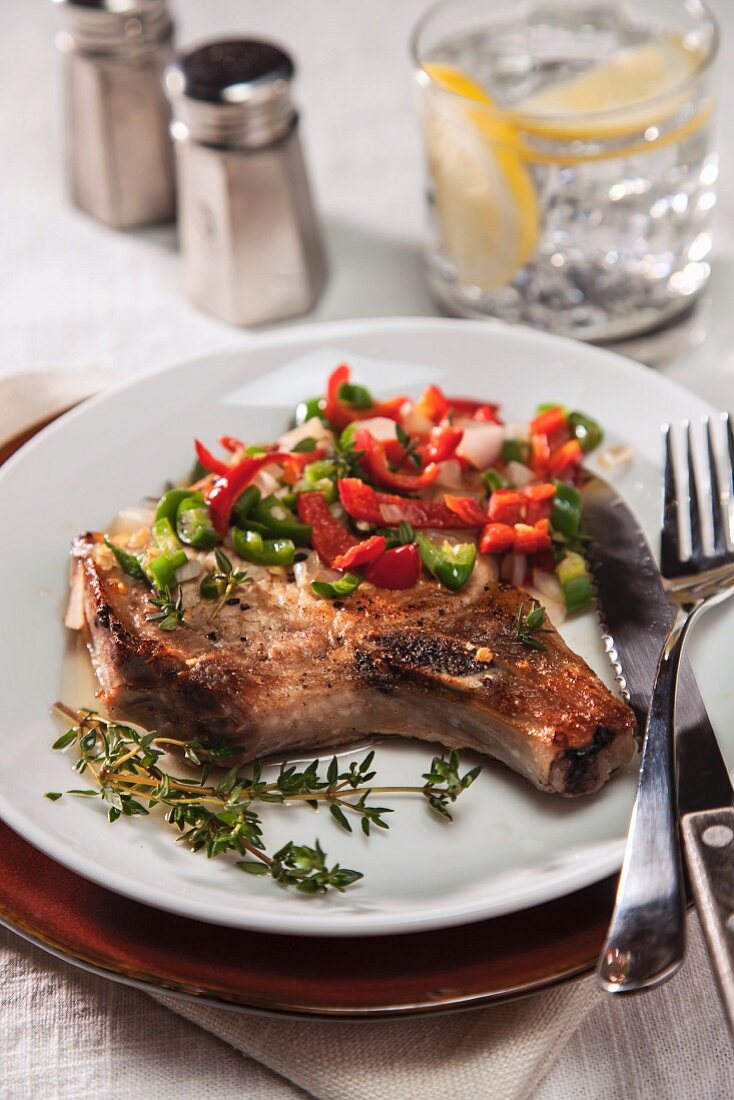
[515,34,707,141]
[422,62,539,293]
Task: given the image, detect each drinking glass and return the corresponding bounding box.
[412,0,718,342]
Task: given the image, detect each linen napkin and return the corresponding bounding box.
[1,368,732,1100]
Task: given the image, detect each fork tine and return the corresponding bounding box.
[687,421,703,565]
[661,424,681,575]
[725,412,734,548]
[706,417,726,557]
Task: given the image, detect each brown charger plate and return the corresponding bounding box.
[0,412,615,1018]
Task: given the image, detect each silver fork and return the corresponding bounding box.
[598,415,734,1000]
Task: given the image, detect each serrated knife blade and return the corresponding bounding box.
[580,473,733,815]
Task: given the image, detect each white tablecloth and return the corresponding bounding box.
[3,1,734,1096]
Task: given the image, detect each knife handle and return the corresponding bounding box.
[682,808,734,1038]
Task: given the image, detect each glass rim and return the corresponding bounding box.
[410,0,720,128]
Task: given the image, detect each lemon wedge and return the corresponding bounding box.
[515,34,707,141]
[422,62,540,293]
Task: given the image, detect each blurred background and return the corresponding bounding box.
[3,0,733,385]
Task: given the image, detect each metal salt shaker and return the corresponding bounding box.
[53,0,176,229]
[165,40,328,327]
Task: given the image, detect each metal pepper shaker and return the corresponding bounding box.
[164,39,328,327]
[53,0,176,229]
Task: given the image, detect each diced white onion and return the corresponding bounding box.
[400,405,434,435]
[456,424,504,469]
[473,553,500,585]
[277,417,334,453]
[252,469,281,496]
[433,459,465,490]
[175,558,202,584]
[294,553,339,589]
[511,553,526,588]
[505,461,535,488]
[348,416,401,442]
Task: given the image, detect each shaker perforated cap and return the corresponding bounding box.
[165,39,297,150]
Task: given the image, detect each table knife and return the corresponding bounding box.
[581,473,734,1033]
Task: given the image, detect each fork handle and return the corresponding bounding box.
[682,807,734,1037]
[596,608,692,993]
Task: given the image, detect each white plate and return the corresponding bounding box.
[0,318,728,938]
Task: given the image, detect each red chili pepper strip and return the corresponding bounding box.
[548,439,583,475]
[323,364,351,428]
[414,384,450,425]
[530,406,568,437]
[323,364,407,431]
[205,452,292,535]
[354,429,440,492]
[524,483,557,502]
[488,489,525,525]
[331,535,387,572]
[296,492,357,566]
[195,439,231,477]
[219,435,244,453]
[523,482,557,525]
[364,544,421,589]
[337,479,384,524]
[280,447,328,485]
[444,494,487,526]
[449,398,503,424]
[513,519,552,554]
[472,404,503,424]
[479,523,516,554]
[338,479,481,528]
[421,425,463,464]
[530,433,551,477]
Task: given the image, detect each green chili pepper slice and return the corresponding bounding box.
[568,412,603,453]
[155,488,193,527]
[563,574,593,613]
[551,480,582,537]
[251,495,312,546]
[151,517,184,556]
[297,460,338,503]
[145,549,187,592]
[232,527,295,567]
[501,440,531,464]
[103,537,148,583]
[293,396,327,427]
[416,534,476,592]
[482,467,510,492]
[311,572,363,599]
[176,497,220,550]
[231,485,261,529]
[200,573,226,601]
[555,551,593,613]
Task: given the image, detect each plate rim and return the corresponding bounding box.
[0,316,713,938]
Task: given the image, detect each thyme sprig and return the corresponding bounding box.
[512,602,552,652]
[333,434,367,480]
[49,705,481,895]
[206,548,251,621]
[395,423,423,470]
[146,586,191,632]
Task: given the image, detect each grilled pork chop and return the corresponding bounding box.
[69,533,636,797]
